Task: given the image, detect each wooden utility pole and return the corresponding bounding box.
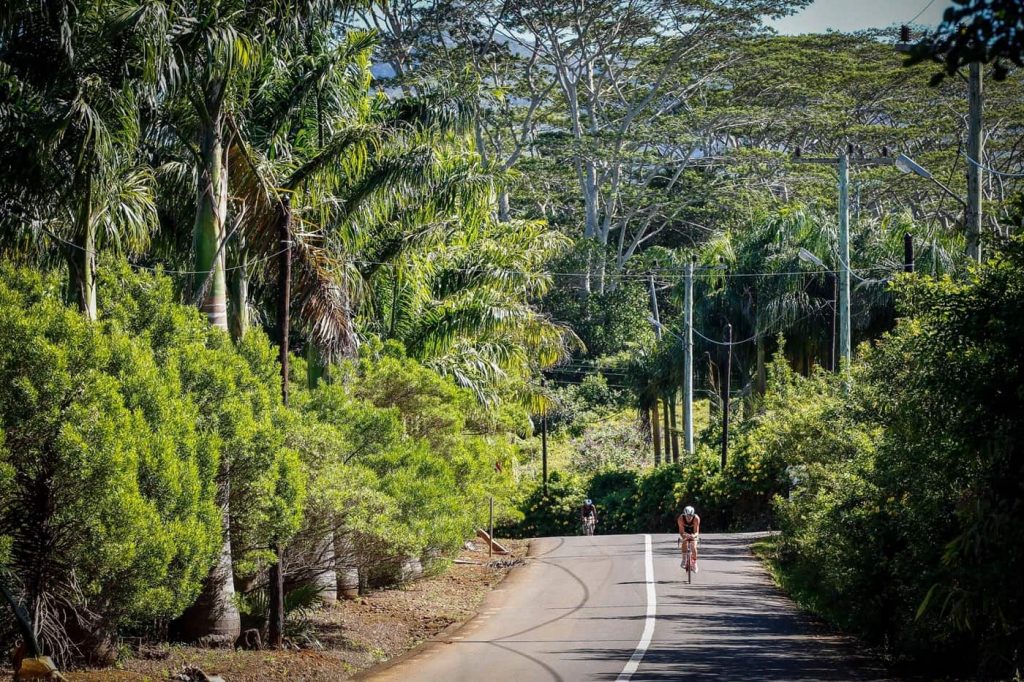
[669,393,680,463]
[662,397,671,462]
[721,323,732,469]
[966,62,983,262]
[269,196,291,649]
[651,402,662,466]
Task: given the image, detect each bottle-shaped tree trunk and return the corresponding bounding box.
[193,114,229,330]
[68,181,97,321]
[172,474,241,643]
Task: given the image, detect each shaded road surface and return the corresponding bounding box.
[361,533,886,681]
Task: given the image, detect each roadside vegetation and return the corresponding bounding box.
[2,0,1023,680]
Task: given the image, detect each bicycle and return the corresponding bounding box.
[581,515,596,536]
[680,533,697,583]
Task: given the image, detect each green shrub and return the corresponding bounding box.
[0,265,220,659]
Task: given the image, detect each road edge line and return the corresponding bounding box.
[616,533,656,681]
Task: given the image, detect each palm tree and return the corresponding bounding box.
[368,219,578,405]
[0,2,157,320]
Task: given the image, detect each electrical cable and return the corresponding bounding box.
[964,154,1024,178]
[908,0,937,24]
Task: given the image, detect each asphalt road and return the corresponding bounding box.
[363,533,887,681]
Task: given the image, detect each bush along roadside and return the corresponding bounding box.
[0,263,525,666]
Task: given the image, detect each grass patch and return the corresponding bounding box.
[751,533,851,633]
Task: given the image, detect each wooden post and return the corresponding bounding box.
[268,196,291,649]
[669,392,680,463]
[651,402,662,466]
[662,396,671,462]
[966,62,983,262]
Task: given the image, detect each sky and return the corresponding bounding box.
[769,0,950,35]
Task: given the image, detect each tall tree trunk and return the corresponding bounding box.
[193,114,228,331]
[309,531,337,605]
[497,190,511,223]
[307,344,328,388]
[173,474,241,643]
[68,183,97,321]
[651,402,662,466]
[756,335,767,395]
[177,93,238,644]
[227,245,248,343]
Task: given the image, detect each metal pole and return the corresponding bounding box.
[683,260,694,456]
[488,496,494,558]
[721,323,732,469]
[967,61,983,263]
[838,151,851,369]
[904,233,914,273]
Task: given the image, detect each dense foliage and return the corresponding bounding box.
[0,264,522,661]
[1,0,1023,677]
[771,239,1024,676]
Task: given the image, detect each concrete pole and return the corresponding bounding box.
[966,62,983,263]
[541,378,548,495]
[683,260,694,456]
[838,151,851,369]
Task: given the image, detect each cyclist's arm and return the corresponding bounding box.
[676,515,686,536]
[693,515,701,536]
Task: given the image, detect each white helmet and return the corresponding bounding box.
[683,506,695,516]
[584,498,593,505]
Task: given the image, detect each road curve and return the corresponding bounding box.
[360,533,887,681]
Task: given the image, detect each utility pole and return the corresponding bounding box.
[898,27,983,261]
[540,378,548,496]
[793,146,894,371]
[652,400,662,466]
[721,323,732,469]
[838,151,851,368]
[682,259,694,456]
[269,196,291,650]
[904,233,915,273]
[967,62,983,262]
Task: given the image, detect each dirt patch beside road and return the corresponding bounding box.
[44,539,528,682]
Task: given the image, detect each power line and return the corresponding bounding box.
[908,0,937,24]
[33,226,290,275]
[693,327,757,347]
[965,154,1024,178]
